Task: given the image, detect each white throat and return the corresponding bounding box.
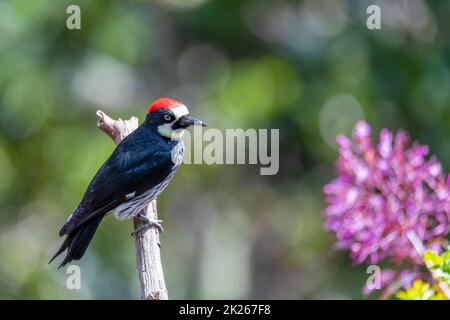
[157,124,185,140]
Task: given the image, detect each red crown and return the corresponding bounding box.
[148,98,183,113]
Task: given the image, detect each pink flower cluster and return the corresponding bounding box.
[324,121,450,265]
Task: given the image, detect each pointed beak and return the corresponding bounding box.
[173,114,207,129]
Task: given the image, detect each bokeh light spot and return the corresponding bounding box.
[319,94,364,149]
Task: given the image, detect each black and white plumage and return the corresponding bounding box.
[50,98,206,268]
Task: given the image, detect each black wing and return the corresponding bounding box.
[59,138,177,236]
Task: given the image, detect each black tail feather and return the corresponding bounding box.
[49,215,103,269]
[48,233,74,265]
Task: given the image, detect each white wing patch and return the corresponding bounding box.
[125,192,136,200]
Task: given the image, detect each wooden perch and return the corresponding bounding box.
[96,110,168,300]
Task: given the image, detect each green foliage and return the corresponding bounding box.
[424,249,450,284]
[394,249,450,300]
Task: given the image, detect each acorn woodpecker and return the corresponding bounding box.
[50,98,206,268]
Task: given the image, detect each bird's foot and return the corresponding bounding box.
[131,215,163,237]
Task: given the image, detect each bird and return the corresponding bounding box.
[50,98,206,268]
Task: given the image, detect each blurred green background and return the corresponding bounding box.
[0,0,449,299]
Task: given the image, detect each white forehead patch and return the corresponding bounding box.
[172,105,189,119]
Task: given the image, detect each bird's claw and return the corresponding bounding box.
[131,218,163,237]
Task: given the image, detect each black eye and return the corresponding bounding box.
[164,114,172,122]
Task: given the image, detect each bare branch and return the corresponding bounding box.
[96,110,139,144]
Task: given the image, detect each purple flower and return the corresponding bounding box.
[324,121,450,265]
